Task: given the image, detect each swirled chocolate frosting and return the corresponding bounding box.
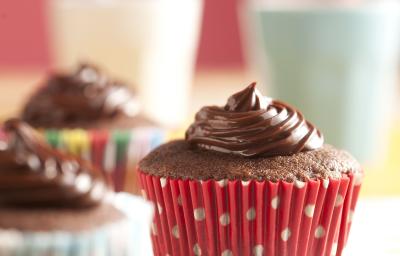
[186,83,324,157]
[21,64,141,128]
[0,119,110,207]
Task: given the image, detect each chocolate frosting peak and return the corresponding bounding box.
[21,64,140,128]
[225,82,269,112]
[0,119,110,208]
[186,83,324,157]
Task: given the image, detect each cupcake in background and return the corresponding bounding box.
[138,83,363,256]
[0,119,153,255]
[20,64,166,194]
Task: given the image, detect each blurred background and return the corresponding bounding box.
[1,0,400,253]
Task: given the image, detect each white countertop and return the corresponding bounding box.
[345,197,400,255]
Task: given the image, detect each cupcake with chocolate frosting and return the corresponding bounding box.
[21,64,150,129]
[20,64,166,193]
[138,83,363,256]
[0,119,153,255]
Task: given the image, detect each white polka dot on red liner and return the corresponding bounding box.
[315,225,325,238]
[281,228,291,241]
[335,195,344,207]
[253,245,264,256]
[323,179,330,189]
[241,180,250,186]
[295,180,306,189]
[217,179,228,187]
[246,207,256,221]
[221,249,233,256]
[304,204,315,218]
[193,243,201,255]
[194,208,206,221]
[160,177,167,188]
[271,196,280,209]
[172,225,179,239]
[219,213,230,226]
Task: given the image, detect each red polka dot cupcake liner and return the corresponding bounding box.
[138,170,362,256]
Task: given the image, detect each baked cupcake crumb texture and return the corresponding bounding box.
[139,140,361,181]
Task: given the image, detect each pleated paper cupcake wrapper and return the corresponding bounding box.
[138,170,363,256]
[43,128,166,193]
[0,193,154,256]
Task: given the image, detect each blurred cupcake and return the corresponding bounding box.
[20,64,166,193]
[0,119,153,255]
[138,83,363,256]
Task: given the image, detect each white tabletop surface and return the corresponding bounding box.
[344,197,400,255]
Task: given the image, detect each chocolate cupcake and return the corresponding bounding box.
[0,119,153,255]
[138,83,363,256]
[20,64,166,193]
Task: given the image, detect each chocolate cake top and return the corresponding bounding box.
[139,140,361,181]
